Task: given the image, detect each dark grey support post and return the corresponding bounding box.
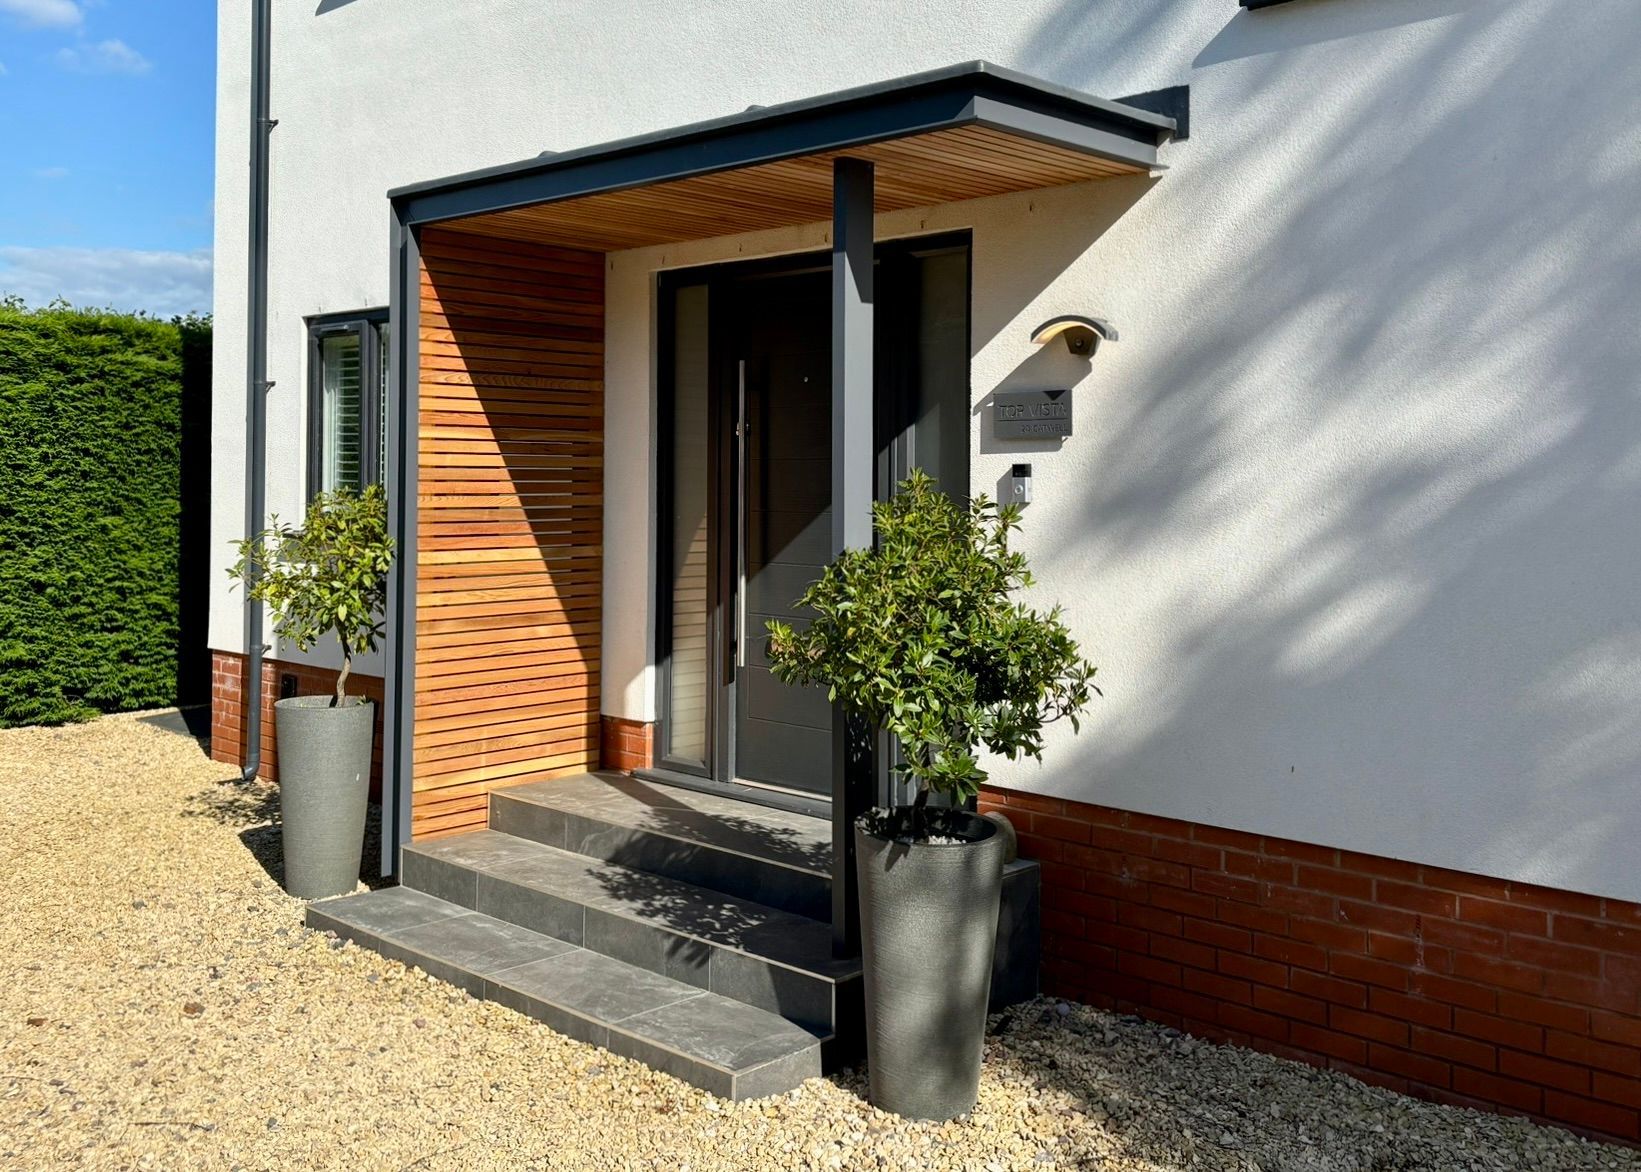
[380,203,420,880]
[831,157,875,957]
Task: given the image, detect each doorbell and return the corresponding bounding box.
[1008,463,1033,506]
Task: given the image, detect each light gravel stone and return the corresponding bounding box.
[2,713,1637,1170]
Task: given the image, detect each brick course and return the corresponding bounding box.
[600,716,655,772]
[211,649,385,796]
[979,786,1641,1145]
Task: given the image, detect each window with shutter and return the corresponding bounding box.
[307,310,389,498]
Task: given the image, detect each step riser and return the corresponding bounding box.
[403,846,859,1036]
[603,1029,823,1101]
[490,792,831,920]
[304,909,504,999]
[485,963,827,1100]
[308,894,825,1100]
[491,979,824,1099]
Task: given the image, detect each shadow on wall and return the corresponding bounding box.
[968,172,1155,460]
[1194,0,1478,66]
[1007,0,1641,894]
[1015,0,1473,92]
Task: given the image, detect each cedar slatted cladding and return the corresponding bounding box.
[412,228,604,839]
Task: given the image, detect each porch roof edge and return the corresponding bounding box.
[387,61,1177,228]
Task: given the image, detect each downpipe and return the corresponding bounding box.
[240,0,276,781]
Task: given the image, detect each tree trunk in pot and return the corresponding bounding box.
[274,696,373,900]
[855,807,1006,1120]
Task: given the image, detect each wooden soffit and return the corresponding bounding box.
[391,62,1176,253]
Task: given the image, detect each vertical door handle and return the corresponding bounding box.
[735,359,748,670]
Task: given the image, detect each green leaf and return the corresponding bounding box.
[225,483,394,697]
[761,467,1098,800]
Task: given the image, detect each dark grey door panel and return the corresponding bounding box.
[732,271,833,797]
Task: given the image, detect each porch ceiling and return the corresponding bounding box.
[437,125,1147,252]
[390,61,1176,253]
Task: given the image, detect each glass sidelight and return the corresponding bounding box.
[662,283,713,769]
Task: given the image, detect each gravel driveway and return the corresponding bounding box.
[2,714,1635,1171]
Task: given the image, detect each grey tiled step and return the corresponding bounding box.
[490,773,831,919]
[490,774,1041,1013]
[306,886,826,1100]
[401,829,862,1039]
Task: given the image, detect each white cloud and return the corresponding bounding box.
[0,246,212,317]
[55,38,149,75]
[0,0,82,28]
[32,166,69,180]
[0,61,9,76]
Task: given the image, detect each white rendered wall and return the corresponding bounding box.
[213,0,1641,901]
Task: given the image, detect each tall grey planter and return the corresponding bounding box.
[855,807,1007,1120]
[274,696,374,900]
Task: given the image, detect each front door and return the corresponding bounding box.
[654,235,971,807]
[731,270,835,795]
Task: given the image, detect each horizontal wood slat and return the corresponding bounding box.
[417,608,601,636]
[414,685,597,724]
[418,632,594,663]
[416,712,599,752]
[417,571,603,595]
[421,372,603,391]
[411,749,599,792]
[415,725,599,767]
[415,723,600,765]
[411,228,604,840]
[415,645,599,678]
[413,599,602,623]
[417,705,599,741]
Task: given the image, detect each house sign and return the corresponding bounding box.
[993,389,1073,439]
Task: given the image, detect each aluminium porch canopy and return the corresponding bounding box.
[387,61,1175,247]
[377,61,1177,953]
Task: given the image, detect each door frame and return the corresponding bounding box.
[648,231,973,815]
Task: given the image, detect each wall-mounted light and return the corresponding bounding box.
[1030,314,1117,358]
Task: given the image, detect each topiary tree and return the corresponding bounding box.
[766,469,1099,826]
[227,485,394,706]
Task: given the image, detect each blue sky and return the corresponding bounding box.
[0,0,214,316]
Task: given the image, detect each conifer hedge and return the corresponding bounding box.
[0,302,209,727]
